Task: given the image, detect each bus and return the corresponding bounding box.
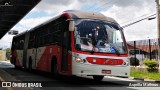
[10,10,130,81]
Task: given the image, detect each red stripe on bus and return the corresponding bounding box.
[86,57,123,65]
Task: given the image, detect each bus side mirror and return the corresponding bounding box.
[69,20,75,31]
[120,27,123,31]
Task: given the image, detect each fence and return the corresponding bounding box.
[127,38,159,66]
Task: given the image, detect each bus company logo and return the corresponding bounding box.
[2,82,11,87]
[0,1,13,7]
[104,59,109,64]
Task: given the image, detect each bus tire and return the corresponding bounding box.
[28,57,32,72]
[14,57,18,69]
[51,57,59,79]
[93,76,104,81]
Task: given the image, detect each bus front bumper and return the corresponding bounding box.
[72,61,130,77]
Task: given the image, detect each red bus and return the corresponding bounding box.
[10,10,130,81]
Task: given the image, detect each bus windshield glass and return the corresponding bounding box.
[74,19,127,54]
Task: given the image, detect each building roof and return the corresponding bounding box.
[0,0,41,39]
[127,43,158,53]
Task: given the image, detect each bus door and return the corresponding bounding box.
[61,31,69,72]
[23,32,30,68]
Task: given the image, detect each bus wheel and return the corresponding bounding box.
[93,76,104,81]
[28,57,32,72]
[15,65,18,69]
[14,57,18,69]
[51,57,59,79]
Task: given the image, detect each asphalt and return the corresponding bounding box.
[0,61,31,90]
[0,68,33,90]
[0,61,160,90]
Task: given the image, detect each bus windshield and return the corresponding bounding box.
[74,19,127,54]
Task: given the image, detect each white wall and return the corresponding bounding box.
[0,50,6,61]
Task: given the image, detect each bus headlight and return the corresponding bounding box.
[75,57,84,63]
[126,61,129,66]
[123,61,129,66]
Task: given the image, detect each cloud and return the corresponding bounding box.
[0,34,14,49]
[101,0,156,23]
[124,19,157,41]
[18,16,53,29]
[0,26,27,49]
[0,16,53,49]
[0,0,158,49]
[32,0,89,14]
[100,0,157,41]
[114,0,144,7]
[17,0,95,29]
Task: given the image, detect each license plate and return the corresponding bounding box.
[102,70,111,74]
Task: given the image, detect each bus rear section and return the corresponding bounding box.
[10,32,27,68]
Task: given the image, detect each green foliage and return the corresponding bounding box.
[5,48,10,52]
[5,48,11,60]
[129,50,135,55]
[143,59,159,72]
[131,71,160,80]
[130,57,139,66]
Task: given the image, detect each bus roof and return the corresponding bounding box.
[29,10,118,32]
[64,10,117,23]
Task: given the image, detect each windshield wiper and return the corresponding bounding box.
[109,43,120,56]
[90,38,95,55]
[90,48,95,54]
[101,27,120,55]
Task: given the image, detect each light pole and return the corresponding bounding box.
[155,42,158,60]
[155,0,160,68]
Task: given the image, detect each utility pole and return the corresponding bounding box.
[134,41,136,67]
[149,39,152,60]
[155,0,160,68]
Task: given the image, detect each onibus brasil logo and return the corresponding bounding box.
[2,82,42,88]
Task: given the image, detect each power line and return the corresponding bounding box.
[93,0,120,12]
[120,12,156,25]
[86,0,106,11]
[122,13,156,28]
[94,0,156,24]
[120,2,156,25]
[90,0,118,12]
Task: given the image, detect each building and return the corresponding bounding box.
[0,50,6,61]
[127,43,158,61]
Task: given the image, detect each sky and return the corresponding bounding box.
[0,0,157,49]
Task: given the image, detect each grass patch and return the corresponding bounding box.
[130,71,160,80]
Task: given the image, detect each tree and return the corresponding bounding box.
[5,48,11,60]
[143,59,159,72]
[130,57,139,66]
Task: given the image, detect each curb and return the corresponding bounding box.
[155,81,160,83]
[133,78,144,81]
[130,77,160,83]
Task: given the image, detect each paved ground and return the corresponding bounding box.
[0,61,160,90]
